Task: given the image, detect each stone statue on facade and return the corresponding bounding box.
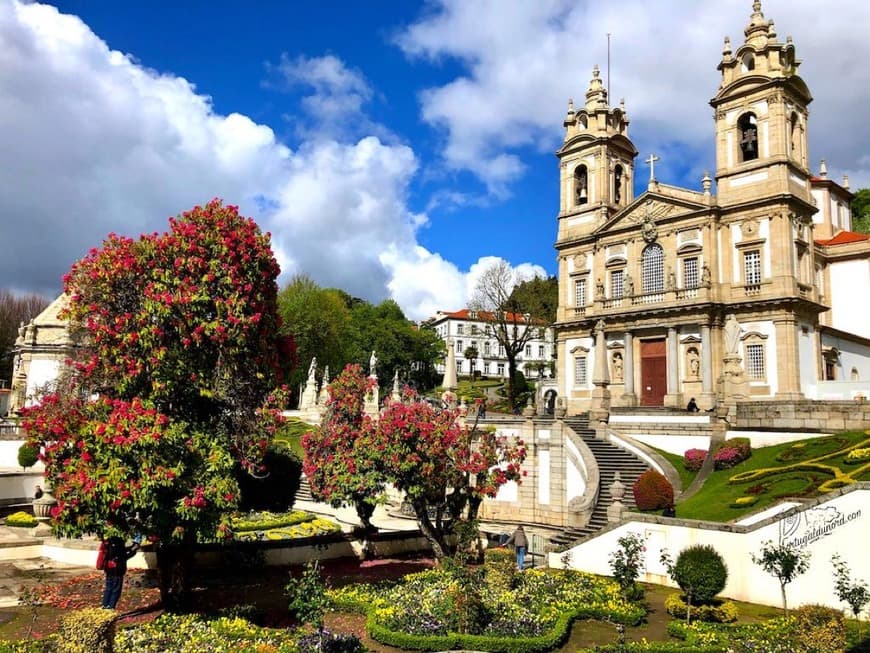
[724,315,741,356]
[666,267,676,291]
[624,272,634,297]
[701,264,712,288]
[307,357,317,382]
[612,352,624,381]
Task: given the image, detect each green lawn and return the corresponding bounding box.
[652,447,699,494]
[675,430,870,522]
[273,417,315,458]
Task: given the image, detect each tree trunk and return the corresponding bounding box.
[412,499,447,560]
[506,353,518,411]
[354,499,376,532]
[155,539,195,612]
[780,583,788,615]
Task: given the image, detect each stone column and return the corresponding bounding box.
[699,324,715,410]
[664,326,681,408]
[622,332,637,406]
[774,315,804,399]
[590,319,611,436]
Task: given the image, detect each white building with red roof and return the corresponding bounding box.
[426,308,554,381]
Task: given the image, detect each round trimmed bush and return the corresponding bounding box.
[632,469,674,511]
[17,442,39,470]
[672,544,728,606]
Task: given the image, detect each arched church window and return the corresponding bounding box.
[738,113,758,162]
[741,52,755,72]
[614,164,623,204]
[574,165,588,205]
[641,243,664,294]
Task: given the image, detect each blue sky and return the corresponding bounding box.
[3,1,869,319]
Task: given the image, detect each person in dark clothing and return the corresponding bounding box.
[662,504,676,518]
[686,397,700,412]
[502,525,529,570]
[33,485,43,499]
[101,536,139,609]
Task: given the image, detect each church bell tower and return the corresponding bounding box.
[711,1,813,208]
[557,65,638,235]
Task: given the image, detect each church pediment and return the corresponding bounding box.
[593,192,708,238]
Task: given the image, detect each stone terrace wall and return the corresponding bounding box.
[735,399,870,431]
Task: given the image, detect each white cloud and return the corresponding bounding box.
[0,1,542,323]
[397,0,870,190]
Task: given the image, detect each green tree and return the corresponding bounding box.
[508,275,558,324]
[277,275,350,394]
[661,545,728,623]
[831,554,870,636]
[22,200,292,611]
[851,188,870,234]
[286,560,331,648]
[751,540,810,615]
[0,289,49,384]
[470,261,551,411]
[463,344,479,381]
[346,299,441,390]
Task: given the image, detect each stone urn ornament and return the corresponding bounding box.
[33,489,58,521]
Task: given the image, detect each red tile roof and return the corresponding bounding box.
[815,230,870,246]
[439,308,545,325]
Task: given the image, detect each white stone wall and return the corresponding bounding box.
[551,487,868,611]
[797,321,817,393]
[829,259,870,340]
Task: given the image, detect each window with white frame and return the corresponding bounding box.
[574,357,588,386]
[484,362,490,375]
[484,341,491,356]
[682,256,698,289]
[456,340,463,353]
[610,269,624,299]
[745,343,765,379]
[574,278,587,307]
[497,363,505,376]
[642,244,664,293]
[525,345,532,357]
[456,361,463,373]
[744,250,761,285]
[538,345,545,358]
[457,324,464,334]
[498,344,505,357]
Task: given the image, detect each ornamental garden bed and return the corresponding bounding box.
[675,431,870,522]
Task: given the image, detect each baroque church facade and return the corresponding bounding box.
[554,2,870,416]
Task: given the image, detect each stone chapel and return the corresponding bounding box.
[554,2,870,417]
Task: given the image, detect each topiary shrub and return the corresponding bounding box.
[793,604,846,653]
[713,438,751,470]
[683,448,706,472]
[632,469,674,511]
[670,545,728,615]
[235,444,302,512]
[56,607,116,653]
[17,442,39,470]
[5,511,38,528]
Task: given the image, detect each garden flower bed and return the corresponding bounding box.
[330,566,645,653]
[231,510,340,541]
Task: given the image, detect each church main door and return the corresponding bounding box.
[640,339,667,406]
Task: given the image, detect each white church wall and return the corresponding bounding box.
[829,259,870,339]
[798,321,817,393]
[24,359,60,407]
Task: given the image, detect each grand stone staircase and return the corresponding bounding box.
[550,414,650,548]
[296,475,315,502]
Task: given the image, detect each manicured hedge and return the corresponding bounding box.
[632,469,674,511]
